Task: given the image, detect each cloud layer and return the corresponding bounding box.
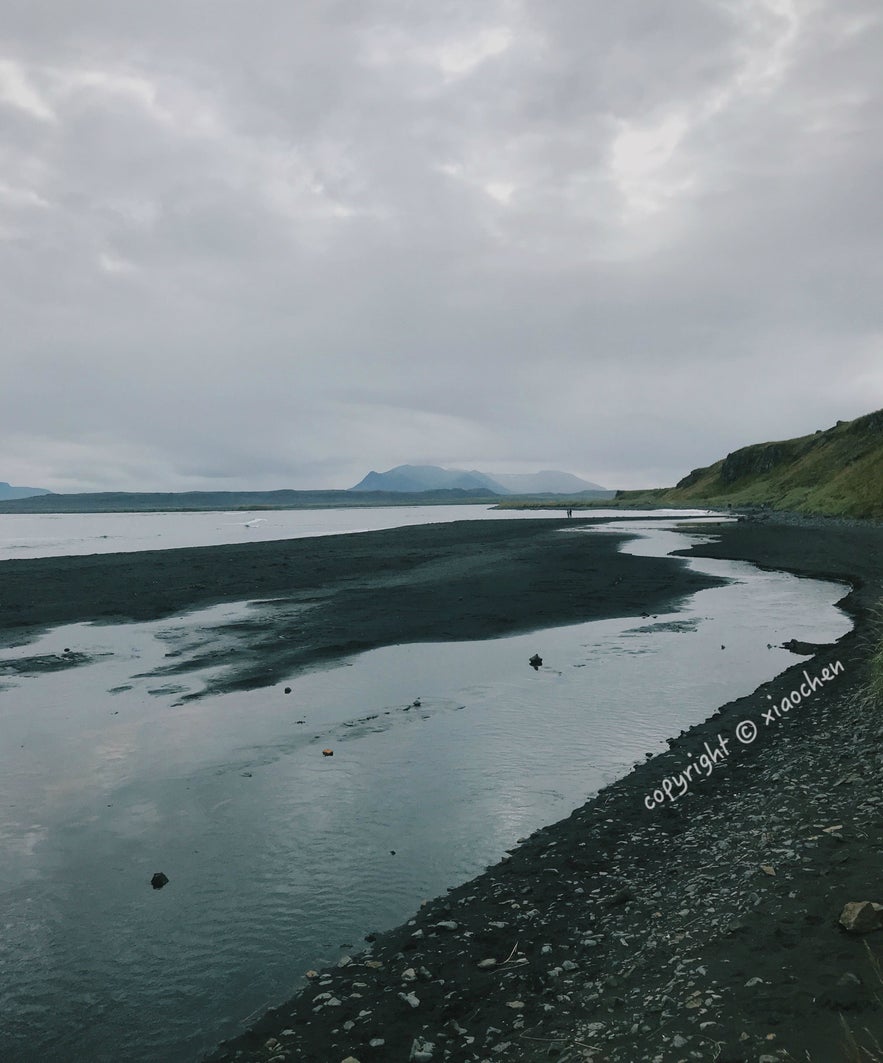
[2,0,882,490]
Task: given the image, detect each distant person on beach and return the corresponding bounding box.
[566,508,573,518]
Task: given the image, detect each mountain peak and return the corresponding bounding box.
[0,481,51,501]
[349,465,607,495]
[349,465,503,494]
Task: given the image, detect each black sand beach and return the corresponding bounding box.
[187,515,883,1063]
[0,517,722,698]
[4,514,883,1062]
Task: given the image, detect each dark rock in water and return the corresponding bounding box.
[529,653,543,669]
[284,686,291,694]
[781,638,827,655]
[151,872,169,890]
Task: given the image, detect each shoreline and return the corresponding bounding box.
[3,513,882,1060]
[199,515,883,1063]
[0,516,724,699]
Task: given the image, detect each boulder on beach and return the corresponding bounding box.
[837,901,879,935]
[150,872,169,890]
[839,901,883,933]
[818,971,866,1011]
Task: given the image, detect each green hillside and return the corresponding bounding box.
[615,409,883,519]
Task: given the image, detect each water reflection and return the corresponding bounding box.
[0,520,851,1061]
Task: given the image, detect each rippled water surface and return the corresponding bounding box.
[0,520,852,1061]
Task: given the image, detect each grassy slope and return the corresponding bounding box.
[614,408,883,519]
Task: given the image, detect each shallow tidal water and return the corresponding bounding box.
[0,504,711,560]
[0,520,852,1061]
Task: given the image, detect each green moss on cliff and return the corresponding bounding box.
[625,410,883,519]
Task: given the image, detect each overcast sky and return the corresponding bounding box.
[1,0,881,492]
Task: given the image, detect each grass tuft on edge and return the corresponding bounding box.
[864,600,883,709]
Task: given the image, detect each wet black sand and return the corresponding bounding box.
[0,517,722,698]
[4,514,883,1062]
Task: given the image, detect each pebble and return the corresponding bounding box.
[409,1037,435,1061]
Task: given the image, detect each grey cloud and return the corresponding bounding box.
[1,0,881,492]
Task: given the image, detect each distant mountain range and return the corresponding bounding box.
[349,465,609,495]
[490,471,608,494]
[0,488,502,514]
[6,410,880,519]
[0,481,50,501]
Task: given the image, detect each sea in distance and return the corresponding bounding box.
[0,510,852,1061]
